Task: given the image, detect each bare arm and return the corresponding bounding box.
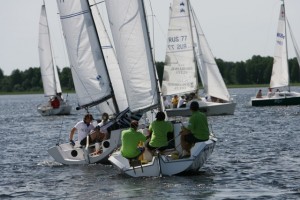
[69,127,76,141]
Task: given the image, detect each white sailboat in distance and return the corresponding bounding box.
[37,3,72,116]
[251,1,300,106]
[162,0,236,117]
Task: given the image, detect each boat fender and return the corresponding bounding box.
[103,141,110,148]
[71,150,78,157]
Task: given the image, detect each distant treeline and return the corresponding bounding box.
[0,67,74,92]
[0,55,299,92]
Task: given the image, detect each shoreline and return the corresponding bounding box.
[1,83,300,95]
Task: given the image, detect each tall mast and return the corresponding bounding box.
[86,0,119,113]
[282,0,290,91]
[141,0,162,111]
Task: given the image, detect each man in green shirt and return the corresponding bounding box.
[146,112,174,152]
[121,120,146,159]
[181,101,210,156]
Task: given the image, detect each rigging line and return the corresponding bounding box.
[88,0,120,113]
[56,115,66,145]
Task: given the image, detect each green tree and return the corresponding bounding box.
[10,69,23,87]
[60,67,74,90]
[290,58,300,83]
[0,77,12,92]
[0,68,4,80]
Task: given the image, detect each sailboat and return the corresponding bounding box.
[251,1,300,106]
[105,0,217,177]
[47,0,138,165]
[162,0,236,117]
[37,4,72,116]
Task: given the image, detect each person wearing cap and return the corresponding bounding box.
[146,111,174,152]
[181,101,209,157]
[69,113,95,146]
[121,120,147,159]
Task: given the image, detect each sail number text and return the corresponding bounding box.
[168,35,188,51]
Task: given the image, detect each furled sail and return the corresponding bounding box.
[270,4,289,89]
[56,0,113,108]
[39,4,62,97]
[191,7,230,101]
[162,0,198,96]
[105,0,159,113]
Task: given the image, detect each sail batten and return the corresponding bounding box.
[56,0,112,108]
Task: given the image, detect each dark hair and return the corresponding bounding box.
[130,120,139,129]
[83,113,94,121]
[190,101,199,111]
[155,112,165,121]
[102,113,109,118]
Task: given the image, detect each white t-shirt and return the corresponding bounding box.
[177,98,185,108]
[74,121,94,142]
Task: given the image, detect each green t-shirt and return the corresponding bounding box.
[187,111,209,140]
[149,120,173,147]
[121,128,146,158]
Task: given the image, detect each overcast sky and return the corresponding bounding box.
[0,0,299,75]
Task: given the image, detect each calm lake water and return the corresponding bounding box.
[1,88,300,199]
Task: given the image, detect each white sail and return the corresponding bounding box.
[89,0,128,114]
[287,19,300,68]
[39,5,62,97]
[162,0,198,96]
[191,7,230,101]
[105,0,159,113]
[56,0,113,108]
[270,4,289,89]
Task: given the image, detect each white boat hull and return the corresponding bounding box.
[108,122,217,177]
[159,139,216,176]
[166,101,236,117]
[108,151,161,177]
[47,129,121,165]
[37,101,72,116]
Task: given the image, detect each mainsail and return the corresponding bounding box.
[38,4,62,97]
[190,7,230,101]
[56,0,115,109]
[162,0,230,102]
[105,0,159,113]
[89,0,128,114]
[270,4,289,89]
[162,0,197,96]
